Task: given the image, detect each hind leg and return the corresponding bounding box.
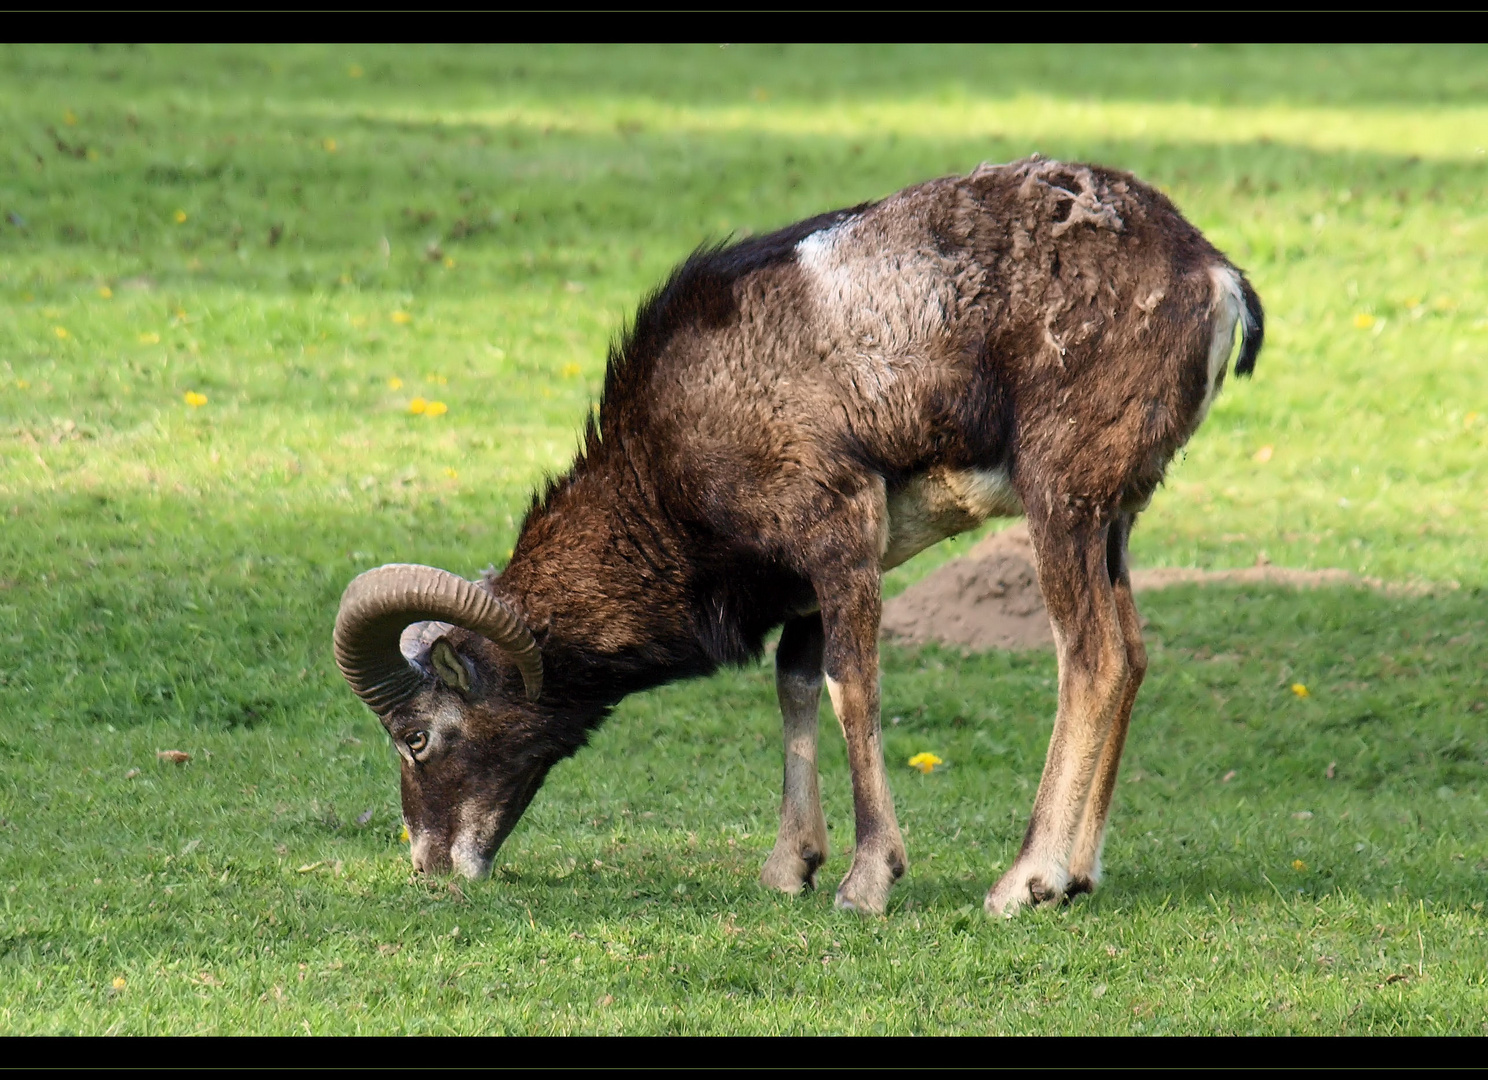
[1066,513,1147,895]
[987,498,1136,916]
[762,613,830,893]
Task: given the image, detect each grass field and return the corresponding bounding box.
[2,44,1486,1034]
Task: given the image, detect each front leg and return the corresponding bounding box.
[813,557,906,915]
[761,613,830,893]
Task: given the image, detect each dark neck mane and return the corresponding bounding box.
[487,217,855,717]
[493,445,777,715]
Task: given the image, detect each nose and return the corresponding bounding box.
[408,833,451,874]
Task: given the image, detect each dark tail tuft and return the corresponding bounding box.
[1234,273,1265,378]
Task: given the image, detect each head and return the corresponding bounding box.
[333,564,549,878]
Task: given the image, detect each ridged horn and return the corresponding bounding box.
[333,564,542,714]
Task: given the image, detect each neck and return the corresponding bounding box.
[493,457,722,711]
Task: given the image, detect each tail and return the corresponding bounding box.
[1234,272,1265,377]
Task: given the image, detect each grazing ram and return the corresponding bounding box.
[334,157,1263,916]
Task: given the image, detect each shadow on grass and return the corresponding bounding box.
[5,98,1482,284]
[8,44,1487,110]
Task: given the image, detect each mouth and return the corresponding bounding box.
[450,831,496,879]
[408,764,553,878]
[410,824,499,879]
[410,802,519,880]
[408,832,451,875]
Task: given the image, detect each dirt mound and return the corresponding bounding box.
[1132,565,1380,591]
[880,523,1052,651]
[881,522,1444,653]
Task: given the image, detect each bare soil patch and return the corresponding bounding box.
[882,524,1052,651]
[881,522,1445,652]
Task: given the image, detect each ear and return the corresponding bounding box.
[430,637,471,692]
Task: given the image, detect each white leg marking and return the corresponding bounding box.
[825,675,848,739]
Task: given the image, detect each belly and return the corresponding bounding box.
[882,466,1023,570]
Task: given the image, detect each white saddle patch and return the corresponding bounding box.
[796,216,967,402]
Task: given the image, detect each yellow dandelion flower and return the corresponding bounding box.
[98,286,113,299]
[391,310,412,325]
[561,362,583,378]
[443,256,456,269]
[184,391,207,407]
[444,467,458,478]
[425,401,448,417]
[348,64,364,78]
[408,397,428,415]
[908,752,943,774]
[63,109,78,126]
[139,332,160,345]
[1405,296,1422,308]
[16,380,29,389]
[1352,312,1375,330]
[323,137,338,153]
[1465,412,1479,428]
[386,378,403,391]
[425,374,447,385]
[399,823,410,843]
[1291,683,1309,698]
[174,210,188,224]
[1291,859,1307,872]
[112,976,126,990]
[1252,444,1273,463]
[53,326,69,339]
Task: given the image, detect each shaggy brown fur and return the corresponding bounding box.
[341,156,1263,915]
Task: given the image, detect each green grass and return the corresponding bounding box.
[2,44,1486,1034]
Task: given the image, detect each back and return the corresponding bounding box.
[597,156,1237,565]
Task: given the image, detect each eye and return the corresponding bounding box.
[405,731,429,756]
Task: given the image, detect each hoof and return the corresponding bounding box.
[761,843,825,895]
[834,847,905,916]
[986,860,1071,917]
[1065,874,1095,899]
[833,886,884,915]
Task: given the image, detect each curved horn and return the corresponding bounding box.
[333,564,542,714]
